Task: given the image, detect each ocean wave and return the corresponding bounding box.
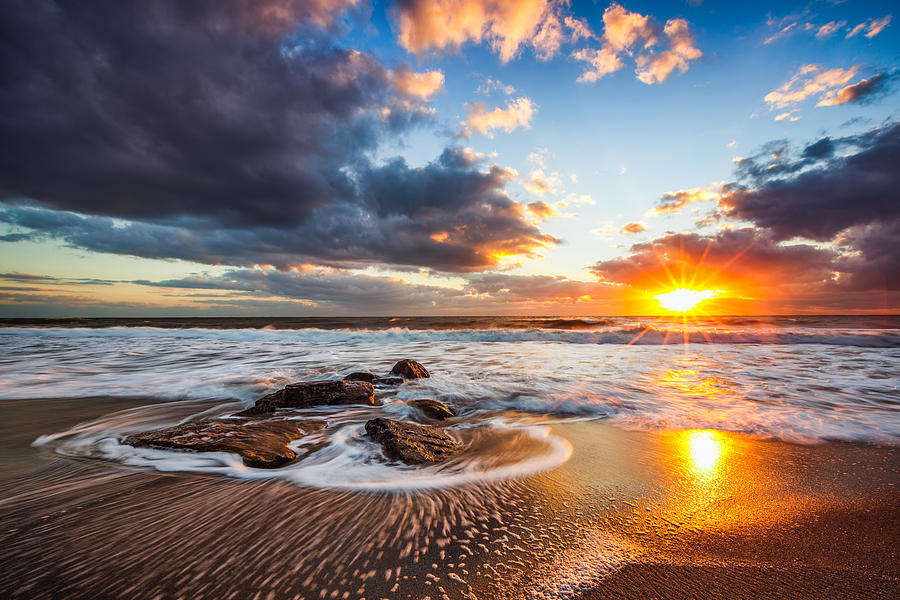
[1,325,898,347]
[3,323,899,445]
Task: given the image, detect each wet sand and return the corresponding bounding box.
[1,397,897,599]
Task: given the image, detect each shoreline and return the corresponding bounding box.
[1,397,897,599]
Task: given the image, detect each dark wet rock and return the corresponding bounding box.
[124,419,326,468]
[390,359,430,379]
[345,372,377,382]
[235,380,376,417]
[410,399,456,420]
[345,372,403,386]
[365,417,461,464]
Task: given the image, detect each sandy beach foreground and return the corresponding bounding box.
[1,396,897,600]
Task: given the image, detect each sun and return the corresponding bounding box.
[655,288,719,312]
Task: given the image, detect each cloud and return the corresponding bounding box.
[124,268,614,314]
[522,169,560,195]
[573,3,701,84]
[815,72,896,107]
[847,15,892,38]
[718,122,900,242]
[815,20,846,38]
[392,0,559,62]
[763,21,800,45]
[598,123,900,308]
[866,14,892,37]
[589,228,838,293]
[572,47,625,82]
[0,0,409,228]
[652,185,721,215]
[764,64,860,110]
[619,222,647,235]
[476,77,516,95]
[526,201,558,220]
[252,0,361,29]
[635,19,702,85]
[0,147,559,273]
[463,273,608,303]
[391,68,445,101]
[564,16,595,41]
[710,123,900,297]
[0,1,558,273]
[775,109,801,121]
[462,97,537,137]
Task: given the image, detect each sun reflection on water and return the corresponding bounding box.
[661,368,723,396]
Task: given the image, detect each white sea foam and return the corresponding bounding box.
[5,324,900,445]
[40,403,574,491]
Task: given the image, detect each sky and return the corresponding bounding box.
[0,0,898,316]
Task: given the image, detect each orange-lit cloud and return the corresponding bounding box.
[635,19,701,85]
[764,64,860,109]
[652,185,721,215]
[573,3,701,84]
[775,109,800,121]
[392,0,557,63]
[816,73,893,107]
[846,15,892,38]
[391,68,445,100]
[588,228,844,313]
[572,46,623,82]
[619,221,646,234]
[462,96,536,136]
[526,200,558,220]
[815,20,846,38]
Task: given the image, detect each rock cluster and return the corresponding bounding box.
[124,419,326,468]
[235,380,376,417]
[390,359,430,379]
[409,398,456,420]
[364,418,461,464]
[124,359,459,469]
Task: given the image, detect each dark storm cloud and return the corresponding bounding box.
[720,122,900,241]
[0,0,385,226]
[0,148,557,271]
[833,219,900,291]
[0,1,556,271]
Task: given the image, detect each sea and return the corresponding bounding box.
[1,315,897,491]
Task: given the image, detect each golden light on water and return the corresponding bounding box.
[654,288,719,312]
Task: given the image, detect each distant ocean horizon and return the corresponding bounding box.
[2,314,899,330]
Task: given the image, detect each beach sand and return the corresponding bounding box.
[1,397,897,599]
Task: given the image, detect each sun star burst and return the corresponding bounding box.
[655,288,719,312]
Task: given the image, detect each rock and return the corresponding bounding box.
[344,372,403,386]
[390,359,430,379]
[235,380,376,417]
[410,399,456,420]
[345,372,377,382]
[124,419,326,468]
[365,417,461,464]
